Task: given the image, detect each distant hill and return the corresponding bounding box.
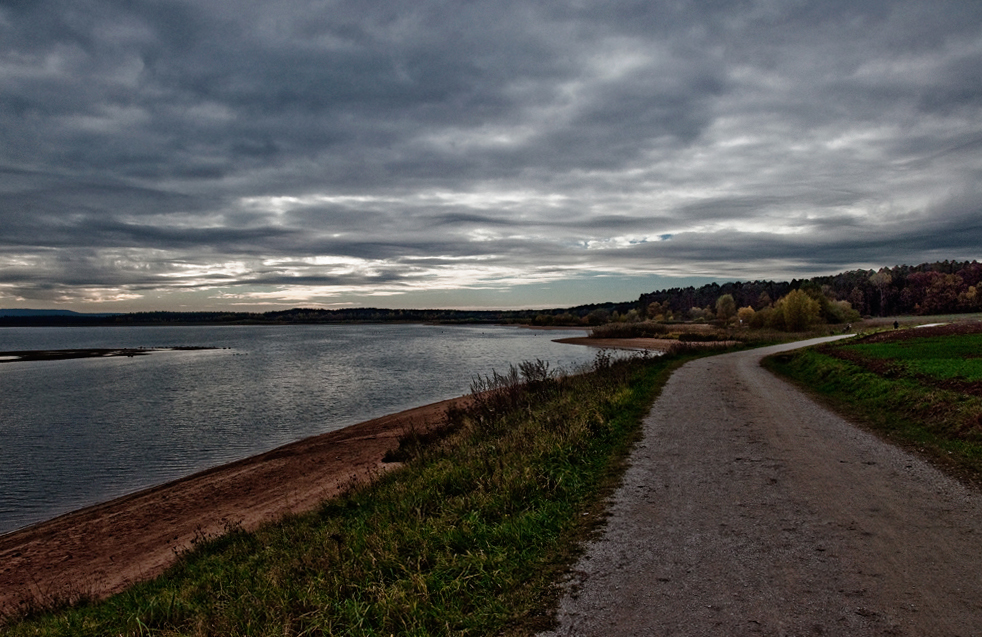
[0,309,121,318]
[0,309,84,317]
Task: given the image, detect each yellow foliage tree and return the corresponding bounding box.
[777,289,821,331]
[736,306,755,327]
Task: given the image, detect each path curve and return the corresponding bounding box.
[544,337,982,636]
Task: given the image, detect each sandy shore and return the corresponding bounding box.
[0,397,463,616]
[553,336,734,351]
[0,333,704,619]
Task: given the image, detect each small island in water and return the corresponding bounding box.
[0,346,218,364]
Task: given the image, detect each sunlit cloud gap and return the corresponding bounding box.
[0,2,979,311]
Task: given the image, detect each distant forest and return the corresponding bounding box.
[635,260,982,320]
[2,260,979,328]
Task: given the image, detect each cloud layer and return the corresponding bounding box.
[2,0,981,309]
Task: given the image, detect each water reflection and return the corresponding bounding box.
[0,324,595,534]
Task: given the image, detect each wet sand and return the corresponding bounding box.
[0,397,462,616]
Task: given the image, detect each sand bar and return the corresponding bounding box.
[0,347,216,364]
[553,336,735,351]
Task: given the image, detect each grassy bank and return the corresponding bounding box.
[588,320,852,345]
[763,322,982,485]
[6,349,702,636]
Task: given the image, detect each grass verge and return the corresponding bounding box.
[763,326,982,487]
[4,349,705,636]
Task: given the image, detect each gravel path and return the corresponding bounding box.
[543,337,982,636]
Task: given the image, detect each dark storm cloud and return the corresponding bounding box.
[1,0,980,308]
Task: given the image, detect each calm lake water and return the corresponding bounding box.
[0,324,598,535]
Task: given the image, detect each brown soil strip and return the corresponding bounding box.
[0,347,217,364]
[0,397,463,616]
[858,320,982,343]
[818,336,982,398]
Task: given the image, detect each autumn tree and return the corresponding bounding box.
[960,286,980,311]
[869,269,893,315]
[585,309,609,325]
[919,273,964,315]
[716,294,736,323]
[736,306,755,326]
[777,289,821,331]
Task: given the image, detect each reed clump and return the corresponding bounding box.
[5,349,699,636]
[588,321,669,339]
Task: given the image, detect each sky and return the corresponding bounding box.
[1,1,981,312]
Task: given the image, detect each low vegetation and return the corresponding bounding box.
[764,322,982,484]
[4,349,707,636]
[586,321,669,339]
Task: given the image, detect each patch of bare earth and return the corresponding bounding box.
[0,398,462,617]
[543,337,982,636]
[858,320,982,344]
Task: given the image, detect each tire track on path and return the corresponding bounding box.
[544,337,982,636]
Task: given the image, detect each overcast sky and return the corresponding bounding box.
[2,1,980,311]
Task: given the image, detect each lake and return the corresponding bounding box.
[0,324,598,535]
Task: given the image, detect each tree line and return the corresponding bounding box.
[636,260,982,320]
[2,260,978,328]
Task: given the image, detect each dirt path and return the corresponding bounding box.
[544,337,982,636]
[0,397,459,617]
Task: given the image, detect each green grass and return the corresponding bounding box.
[4,350,702,636]
[764,336,982,485]
[839,333,982,381]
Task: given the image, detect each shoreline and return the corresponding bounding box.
[553,336,736,351]
[0,333,639,617]
[0,396,465,615]
[553,336,677,351]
